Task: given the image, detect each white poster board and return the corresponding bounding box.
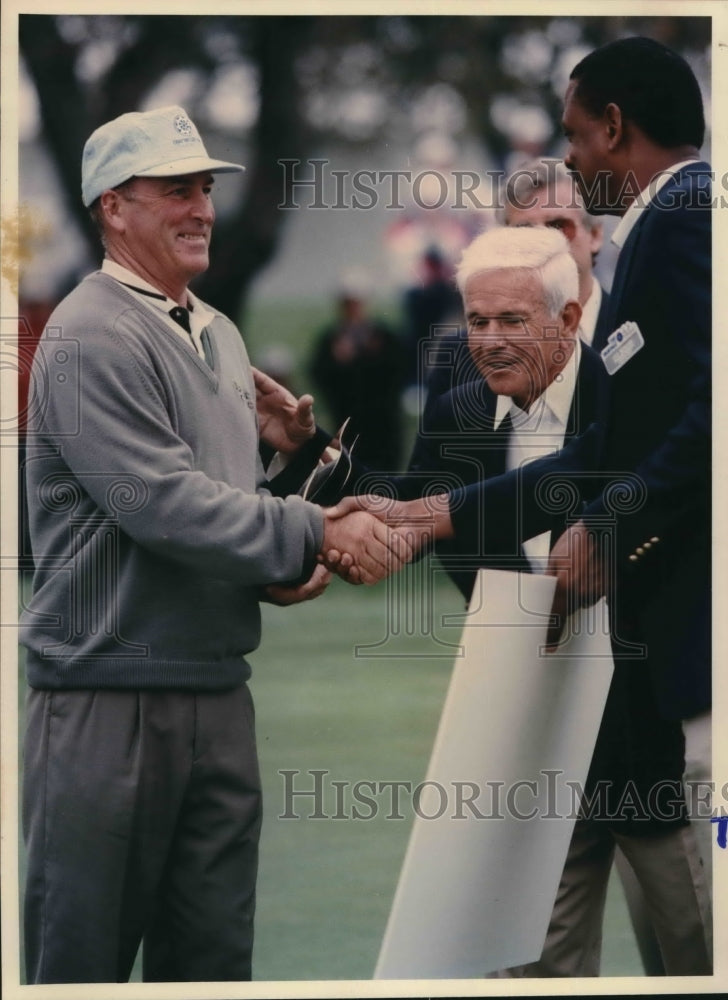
[375,568,614,979]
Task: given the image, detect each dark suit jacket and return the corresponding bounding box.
[585,161,711,721]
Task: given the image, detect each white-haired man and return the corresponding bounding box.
[20,105,411,985]
[426,159,610,407]
[331,224,709,975]
[397,224,608,593]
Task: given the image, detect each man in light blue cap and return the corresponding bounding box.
[81,105,246,206]
[21,105,411,984]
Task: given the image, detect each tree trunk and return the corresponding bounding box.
[194,17,316,324]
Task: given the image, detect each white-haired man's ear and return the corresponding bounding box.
[561,299,583,339]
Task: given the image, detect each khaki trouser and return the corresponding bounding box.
[494,816,712,977]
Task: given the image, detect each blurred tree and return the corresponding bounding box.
[20,14,317,319]
[20,13,710,322]
[295,15,710,163]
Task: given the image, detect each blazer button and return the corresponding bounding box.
[629,554,638,562]
[636,547,644,556]
[650,536,660,543]
[643,541,652,549]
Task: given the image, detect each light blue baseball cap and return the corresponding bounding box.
[81,105,245,207]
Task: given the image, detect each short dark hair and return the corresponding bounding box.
[570,36,705,150]
[87,178,136,245]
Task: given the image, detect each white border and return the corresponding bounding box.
[2,2,726,998]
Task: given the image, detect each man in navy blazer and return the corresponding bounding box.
[555,35,711,721]
[551,34,712,928]
[357,42,712,973]
[392,224,708,977]
[410,37,711,976]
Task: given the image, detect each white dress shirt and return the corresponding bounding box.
[494,341,581,573]
[578,278,602,347]
[101,258,214,356]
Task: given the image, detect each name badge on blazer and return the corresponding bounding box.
[601,320,645,375]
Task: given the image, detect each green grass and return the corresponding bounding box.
[250,565,463,980]
[243,295,404,379]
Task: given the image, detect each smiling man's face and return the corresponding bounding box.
[107,172,216,301]
[465,267,576,411]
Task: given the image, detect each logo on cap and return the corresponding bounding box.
[174,114,193,136]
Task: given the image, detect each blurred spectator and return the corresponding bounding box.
[402,246,462,387]
[309,271,405,471]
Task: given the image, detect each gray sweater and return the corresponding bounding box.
[21,272,324,690]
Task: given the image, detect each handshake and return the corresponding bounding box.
[264,494,454,607]
[253,364,458,602]
[319,493,456,585]
[254,365,607,641]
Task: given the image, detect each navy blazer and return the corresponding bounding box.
[585,162,711,720]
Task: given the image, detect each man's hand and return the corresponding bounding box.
[319,509,415,585]
[263,562,332,606]
[546,519,608,648]
[327,493,454,537]
[322,494,454,583]
[252,367,315,455]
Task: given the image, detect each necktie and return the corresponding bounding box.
[169,305,200,355]
[169,306,192,334]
